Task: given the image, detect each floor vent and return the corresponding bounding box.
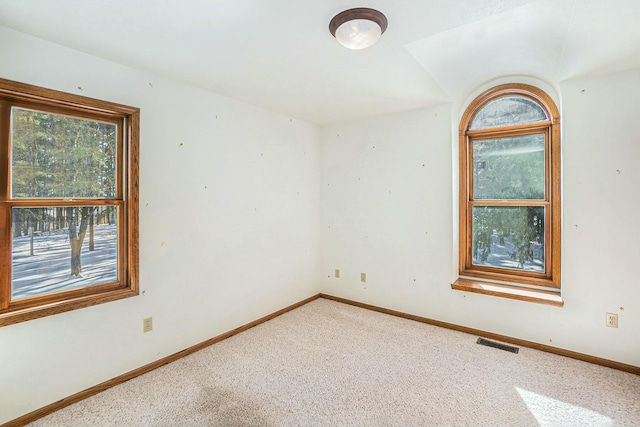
[476,337,519,354]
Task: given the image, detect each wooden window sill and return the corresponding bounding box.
[452,278,564,307]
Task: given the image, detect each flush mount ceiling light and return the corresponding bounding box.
[329,8,388,50]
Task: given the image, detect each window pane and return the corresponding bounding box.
[11,206,118,300]
[470,96,548,130]
[473,134,545,200]
[472,206,545,273]
[11,108,117,198]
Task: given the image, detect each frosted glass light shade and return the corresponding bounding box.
[329,8,388,50]
[335,19,382,50]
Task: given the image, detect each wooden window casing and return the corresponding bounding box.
[0,78,139,326]
[458,84,561,289]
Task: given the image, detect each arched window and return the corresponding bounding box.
[455,84,561,298]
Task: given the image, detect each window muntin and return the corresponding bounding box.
[459,84,560,289]
[0,78,139,326]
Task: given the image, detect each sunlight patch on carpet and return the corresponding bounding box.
[516,387,613,427]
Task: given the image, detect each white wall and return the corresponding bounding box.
[0,27,321,424]
[320,68,640,367]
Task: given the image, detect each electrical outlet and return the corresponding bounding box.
[606,313,618,328]
[143,317,153,333]
[335,269,340,279]
[361,272,366,283]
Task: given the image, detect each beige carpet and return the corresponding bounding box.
[27,298,640,426]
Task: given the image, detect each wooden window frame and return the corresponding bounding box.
[455,84,561,294]
[0,78,139,326]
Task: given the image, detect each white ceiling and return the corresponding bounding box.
[1,0,639,125]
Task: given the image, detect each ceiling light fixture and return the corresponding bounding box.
[329,8,388,50]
